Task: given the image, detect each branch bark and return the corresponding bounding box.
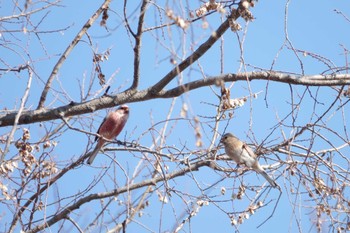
[160,72,350,98]
[1,72,349,128]
[129,0,148,90]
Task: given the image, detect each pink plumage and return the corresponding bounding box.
[87,105,129,165]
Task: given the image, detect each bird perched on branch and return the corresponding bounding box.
[220,133,278,188]
[86,105,130,165]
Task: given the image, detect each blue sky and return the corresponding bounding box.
[1,0,350,232]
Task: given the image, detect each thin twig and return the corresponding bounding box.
[37,0,112,109]
[1,66,33,163]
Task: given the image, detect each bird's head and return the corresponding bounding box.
[118,105,129,114]
[220,133,235,145]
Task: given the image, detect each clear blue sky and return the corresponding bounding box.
[1,0,350,232]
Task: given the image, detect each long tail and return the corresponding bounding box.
[87,143,102,165]
[259,170,278,188]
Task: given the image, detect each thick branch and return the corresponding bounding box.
[159,72,350,98]
[1,72,349,127]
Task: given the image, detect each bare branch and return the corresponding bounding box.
[25,160,214,233]
[1,68,32,162]
[37,0,112,109]
[129,0,149,90]
[149,19,230,94]
[1,72,349,127]
[0,1,60,21]
[160,72,350,98]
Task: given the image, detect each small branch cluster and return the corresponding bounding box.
[238,0,255,21]
[93,49,111,85]
[0,181,12,200]
[193,0,225,18]
[230,201,263,226]
[220,86,247,114]
[228,0,256,31]
[15,128,36,176]
[166,9,189,29]
[35,161,58,179]
[193,117,203,147]
[5,128,58,180]
[100,8,109,27]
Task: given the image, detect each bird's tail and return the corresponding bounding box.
[86,144,101,165]
[259,170,278,188]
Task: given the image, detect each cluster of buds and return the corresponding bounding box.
[34,161,58,179]
[228,0,256,31]
[192,0,225,18]
[193,117,202,147]
[0,160,18,175]
[197,199,209,207]
[313,177,333,196]
[343,87,350,97]
[238,0,255,21]
[93,49,110,63]
[221,87,231,110]
[230,212,250,226]
[232,185,246,200]
[220,87,247,112]
[100,8,109,27]
[230,201,263,226]
[156,190,169,204]
[166,9,189,29]
[22,128,30,141]
[43,140,57,149]
[228,13,242,31]
[229,97,247,109]
[221,186,226,195]
[35,201,44,211]
[247,201,263,215]
[93,49,110,85]
[191,199,209,218]
[0,181,11,200]
[180,103,188,118]
[15,129,36,176]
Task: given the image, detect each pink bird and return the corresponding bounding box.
[87,105,130,165]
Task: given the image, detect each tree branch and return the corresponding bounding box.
[159,72,350,98]
[1,68,32,162]
[129,0,148,90]
[36,0,112,109]
[25,160,213,233]
[1,72,349,128]
[8,152,88,233]
[149,19,230,94]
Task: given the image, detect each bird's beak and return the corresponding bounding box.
[119,105,129,113]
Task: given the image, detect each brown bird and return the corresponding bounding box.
[220,133,278,188]
[87,105,130,165]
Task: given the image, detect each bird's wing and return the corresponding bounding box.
[95,116,107,142]
[242,143,257,159]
